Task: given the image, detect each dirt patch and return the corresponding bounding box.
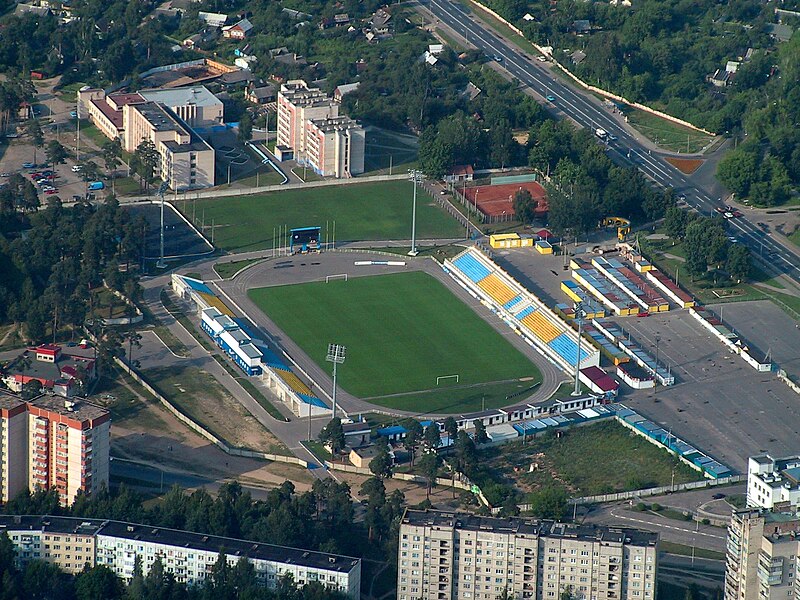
[665,156,704,174]
[104,370,312,490]
[334,471,474,510]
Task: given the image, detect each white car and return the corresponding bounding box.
[537,55,547,62]
[71,165,82,172]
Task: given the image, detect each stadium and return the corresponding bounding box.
[179,241,597,419]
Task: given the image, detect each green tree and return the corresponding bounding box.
[443,416,459,442]
[26,119,44,164]
[528,487,569,520]
[664,206,689,240]
[133,140,159,192]
[513,188,538,224]
[23,560,63,600]
[473,419,489,445]
[717,147,758,198]
[75,565,124,600]
[404,419,424,466]
[45,140,68,170]
[318,417,346,458]
[369,442,393,480]
[684,220,710,279]
[423,423,441,451]
[238,112,253,144]
[101,139,122,194]
[726,244,751,283]
[418,451,441,500]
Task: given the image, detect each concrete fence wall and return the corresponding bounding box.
[465,0,715,137]
[127,173,409,204]
[114,357,308,467]
[566,474,744,505]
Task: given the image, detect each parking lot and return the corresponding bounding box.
[497,244,800,473]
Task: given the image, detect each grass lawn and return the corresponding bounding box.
[249,271,541,412]
[184,181,464,252]
[214,258,264,279]
[641,234,768,305]
[788,228,800,248]
[88,287,130,320]
[362,127,418,175]
[475,420,702,498]
[623,108,714,154]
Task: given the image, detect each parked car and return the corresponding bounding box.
[70,111,78,118]
[71,165,82,173]
[87,181,105,191]
[0,173,9,178]
[22,162,35,169]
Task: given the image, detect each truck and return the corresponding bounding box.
[87,181,105,191]
[595,128,608,140]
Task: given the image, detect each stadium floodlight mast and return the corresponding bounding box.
[408,169,422,256]
[572,302,587,396]
[326,343,346,419]
[156,180,170,269]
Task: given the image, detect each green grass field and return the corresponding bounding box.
[249,271,541,413]
[182,181,464,252]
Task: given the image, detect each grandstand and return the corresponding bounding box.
[172,275,235,316]
[593,319,675,386]
[559,281,605,318]
[173,274,328,417]
[445,248,599,374]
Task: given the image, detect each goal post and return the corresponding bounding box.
[325,273,348,283]
[436,374,460,386]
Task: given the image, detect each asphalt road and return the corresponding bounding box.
[423,0,800,282]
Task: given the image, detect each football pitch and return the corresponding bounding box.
[248,271,542,413]
[180,181,464,252]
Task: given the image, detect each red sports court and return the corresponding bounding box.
[461,181,549,223]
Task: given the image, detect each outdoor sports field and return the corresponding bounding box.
[182,181,464,253]
[248,271,541,413]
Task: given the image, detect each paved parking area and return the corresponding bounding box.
[496,246,800,473]
[711,299,800,380]
[597,310,800,472]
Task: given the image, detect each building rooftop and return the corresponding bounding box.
[3,347,95,387]
[133,102,188,134]
[29,395,109,423]
[90,99,124,129]
[97,520,361,573]
[309,116,362,133]
[0,515,106,536]
[139,86,222,110]
[402,510,658,546]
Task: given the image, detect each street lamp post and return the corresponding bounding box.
[408,169,421,256]
[572,302,586,396]
[654,335,660,391]
[156,181,170,269]
[326,344,346,419]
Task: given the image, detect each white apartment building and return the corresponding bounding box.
[725,508,800,600]
[747,455,800,509]
[276,80,364,178]
[398,509,658,600]
[0,516,361,598]
[0,394,109,505]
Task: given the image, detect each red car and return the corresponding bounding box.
[45,189,58,195]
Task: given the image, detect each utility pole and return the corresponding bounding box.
[326,344,346,420]
[572,303,586,396]
[156,181,169,268]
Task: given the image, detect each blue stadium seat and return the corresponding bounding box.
[503,295,523,310]
[548,332,590,364]
[453,253,492,283]
[515,306,536,319]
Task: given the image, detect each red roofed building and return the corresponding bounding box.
[579,366,619,398]
[445,164,474,183]
[1,345,96,397]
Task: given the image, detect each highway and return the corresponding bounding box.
[424,0,800,282]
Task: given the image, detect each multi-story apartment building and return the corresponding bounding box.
[724,508,800,600]
[305,116,365,178]
[275,80,364,178]
[398,510,658,600]
[0,392,109,505]
[122,101,215,190]
[747,455,800,509]
[0,515,361,597]
[78,86,218,189]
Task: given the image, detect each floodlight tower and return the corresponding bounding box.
[326,343,346,419]
[572,302,587,396]
[156,180,170,269]
[408,169,422,256]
